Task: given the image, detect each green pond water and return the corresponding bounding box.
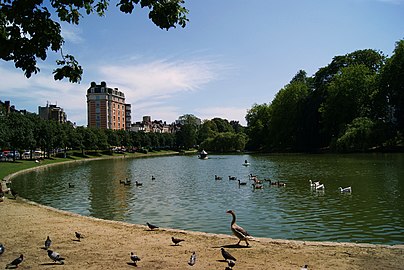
[11,153,404,245]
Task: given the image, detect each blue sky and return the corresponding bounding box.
[0,0,403,126]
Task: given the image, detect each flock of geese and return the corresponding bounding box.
[215,174,352,194]
[215,174,287,190]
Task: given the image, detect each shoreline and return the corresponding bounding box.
[1,154,404,269]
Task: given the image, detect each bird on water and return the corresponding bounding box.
[226,210,253,246]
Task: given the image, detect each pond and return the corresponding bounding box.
[11,153,404,245]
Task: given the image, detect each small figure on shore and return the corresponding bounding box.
[6,254,23,269]
[44,236,52,250]
[146,222,159,230]
[171,236,185,246]
[47,249,65,264]
[75,231,84,241]
[130,252,141,266]
[188,251,196,266]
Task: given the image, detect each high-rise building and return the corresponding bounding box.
[38,103,67,123]
[86,81,131,130]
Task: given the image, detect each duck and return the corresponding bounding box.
[228,176,237,180]
[135,181,143,186]
[226,210,253,246]
[124,178,132,185]
[339,186,352,193]
[68,183,75,188]
[151,176,156,180]
[215,175,223,180]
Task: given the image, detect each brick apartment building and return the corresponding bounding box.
[86,81,131,130]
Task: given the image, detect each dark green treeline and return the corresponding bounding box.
[246,39,404,152]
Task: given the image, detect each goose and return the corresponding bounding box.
[252,183,264,189]
[135,181,143,186]
[238,179,247,186]
[276,181,286,187]
[339,186,352,193]
[215,175,223,180]
[226,210,253,246]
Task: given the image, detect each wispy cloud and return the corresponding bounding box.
[61,24,84,44]
[195,106,248,125]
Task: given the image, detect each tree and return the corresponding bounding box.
[269,80,309,150]
[319,64,377,142]
[0,0,189,83]
[379,40,404,134]
[245,103,271,151]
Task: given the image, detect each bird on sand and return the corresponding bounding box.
[130,252,141,266]
[301,264,309,270]
[75,231,84,241]
[0,243,4,255]
[221,248,237,261]
[6,254,23,269]
[226,260,236,270]
[47,250,65,264]
[146,222,159,230]
[188,251,196,266]
[171,236,185,245]
[44,236,52,250]
[226,210,254,246]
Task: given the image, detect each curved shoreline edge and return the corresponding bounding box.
[2,153,404,251]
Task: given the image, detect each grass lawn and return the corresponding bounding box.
[0,149,191,180]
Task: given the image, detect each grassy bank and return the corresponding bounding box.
[0,150,188,180]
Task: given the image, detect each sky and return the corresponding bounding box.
[0,0,403,126]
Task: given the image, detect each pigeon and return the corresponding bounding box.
[47,250,65,264]
[221,248,237,261]
[44,236,52,250]
[146,222,159,230]
[130,252,141,266]
[6,254,23,269]
[75,231,84,241]
[188,251,196,266]
[171,236,185,246]
[0,243,4,255]
[228,259,236,268]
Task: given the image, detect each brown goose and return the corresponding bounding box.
[226,210,253,246]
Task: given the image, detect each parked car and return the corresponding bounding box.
[7,151,20,159]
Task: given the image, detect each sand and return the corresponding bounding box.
[0,197,403,270]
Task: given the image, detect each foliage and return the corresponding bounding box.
[246,40,403,152]
[335,117,376,152]
[0,0,188,82]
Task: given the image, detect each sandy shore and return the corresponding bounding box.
[1,197,403,270]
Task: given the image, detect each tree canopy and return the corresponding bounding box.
[246,41,404,153]
[0,0,188,83]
